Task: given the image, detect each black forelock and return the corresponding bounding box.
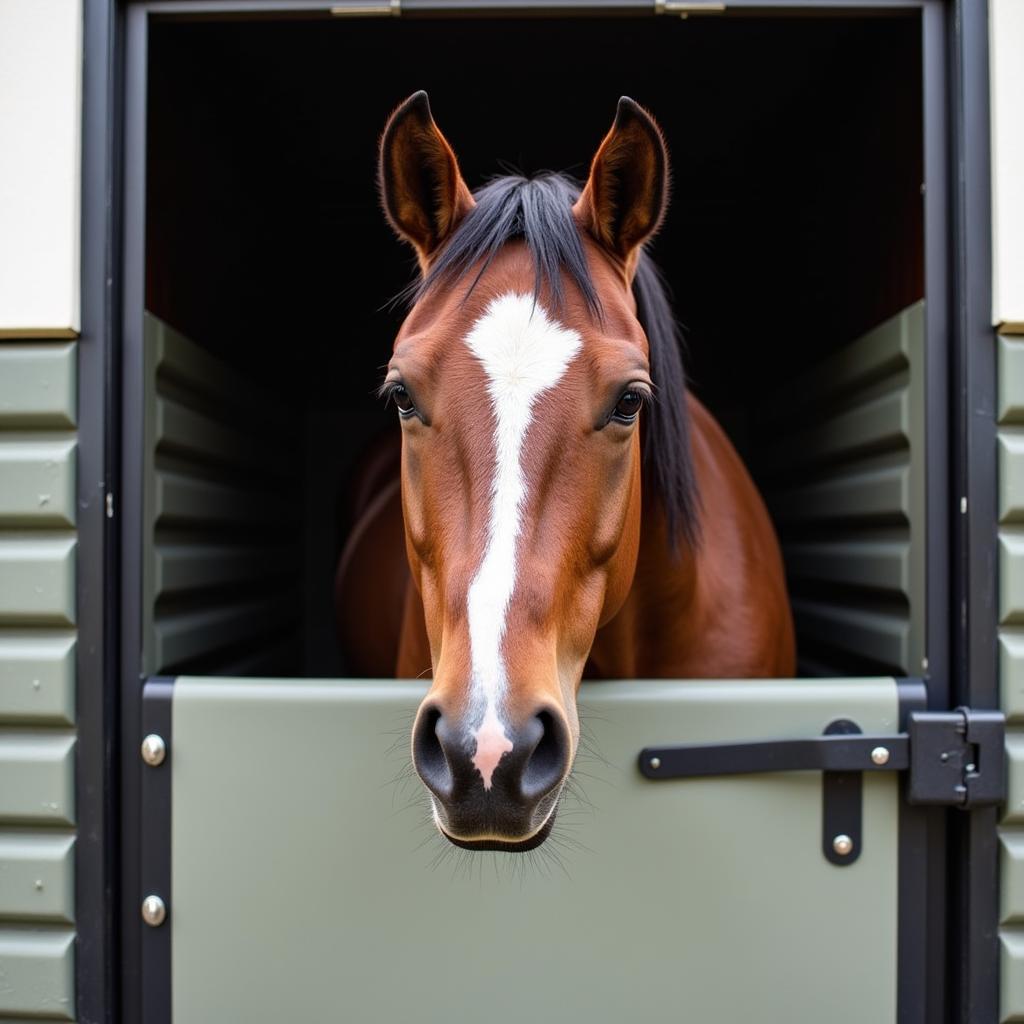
[413,172,601,317]
[402,171,700,550]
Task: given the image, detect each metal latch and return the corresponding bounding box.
[906,708,1005,807]
[638,707,1005,865]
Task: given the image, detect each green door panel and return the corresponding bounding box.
[171,676,901,1023]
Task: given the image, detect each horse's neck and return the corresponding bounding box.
[587,503,701,679]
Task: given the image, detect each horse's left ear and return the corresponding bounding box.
[574,97,669,276]
[379,91,475,271]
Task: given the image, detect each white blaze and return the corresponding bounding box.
[464,292,582,789]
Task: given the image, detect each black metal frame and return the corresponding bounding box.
[77,2,123,1021]
[139,680,173,1024]
[947,2,1000,1020]
[88,1,995,1021]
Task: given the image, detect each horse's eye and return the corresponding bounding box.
[390,384,416,417]
[612,389,644,423]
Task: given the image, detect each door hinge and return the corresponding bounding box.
[330,0,400,16]
[639,708,1005,866]
[654,1,726,16]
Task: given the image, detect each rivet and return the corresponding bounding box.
[832,834,854,857]
[649,756,661,771]
[141,894,167,927]
[871,746,890,766]
[140,734,166,767]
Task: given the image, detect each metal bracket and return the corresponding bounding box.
[639,707,1005,866]
[654,1,726,15]
[329,0,400,16]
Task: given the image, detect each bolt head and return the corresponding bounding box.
[649,756,661,771]
[141,733,166,767]
[871,746,890,766]
[141,894,167,927]
[832,834,854,857]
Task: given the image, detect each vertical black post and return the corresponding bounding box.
[120,6,150,1022]
[77,1,122,1021]
[920,3,952,1019]
[947,1,1000,1021]
[140,680,174,1024]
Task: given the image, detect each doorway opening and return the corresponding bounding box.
[143,12,924,678]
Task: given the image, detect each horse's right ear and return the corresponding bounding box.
[379,91,474,270]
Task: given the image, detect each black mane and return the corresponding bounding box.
[410,172,700,549]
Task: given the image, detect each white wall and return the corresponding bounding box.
[992,0,1024,332]
[0,0,82,337]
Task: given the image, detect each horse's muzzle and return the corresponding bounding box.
[412,701,570,849]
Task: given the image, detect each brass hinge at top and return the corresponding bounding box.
[330,0,400,16]
[655,1,726,15]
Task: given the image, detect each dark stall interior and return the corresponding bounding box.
[145,12,923,677]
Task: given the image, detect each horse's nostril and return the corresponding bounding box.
[412,705,454,800]
[520,710,568,801]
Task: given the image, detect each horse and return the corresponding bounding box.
[335,92,795,852]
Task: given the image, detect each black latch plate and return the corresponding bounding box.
[907,708,1006,808]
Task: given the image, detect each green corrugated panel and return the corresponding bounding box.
[0,437,76,527]
[0,633,75,725]
[999,335,1024,425]
[1005,928,1024,1021]
[0,833,74,923]
[756,303,926,676]
[1001,433,1024,523]
[0,338,80,1020]
[142,313,302,676]
[1002,334,1024,1020]
[172,677,900,1024]
[1003,532,1024,625]
[0,732,74,826]
[1007,733,1024,826]
[0,927,74,1019]
[1004,632,1024,723]
[0,536,76,626]
[0,346,76,429]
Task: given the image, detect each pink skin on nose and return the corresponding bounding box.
[471,706,514,790]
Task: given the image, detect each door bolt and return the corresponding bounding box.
[871,746,890,766]
[649,756,661,770]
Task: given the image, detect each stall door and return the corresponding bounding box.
[136,675,955,1024]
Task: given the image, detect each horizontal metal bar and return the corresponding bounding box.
[137,0,926,13]
[639,733,909,780]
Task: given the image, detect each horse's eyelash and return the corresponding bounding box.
[632,386,654,409]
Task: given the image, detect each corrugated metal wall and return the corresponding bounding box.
[142,313,303,676]
[757,302,926,677]
[998,330,1024,1019]
[0,342,77,1020]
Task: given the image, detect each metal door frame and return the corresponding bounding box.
[68,1,995,1020]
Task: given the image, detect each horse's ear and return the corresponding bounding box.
[574,97,668,275]
[379,91,474,270]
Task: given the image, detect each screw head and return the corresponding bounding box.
[832,834,854,857]
[140,734,166,767]
[141,894,167,927]
[871,746,890,766]
[649,756,661,771]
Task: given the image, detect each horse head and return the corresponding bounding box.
[379,92,688,851]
